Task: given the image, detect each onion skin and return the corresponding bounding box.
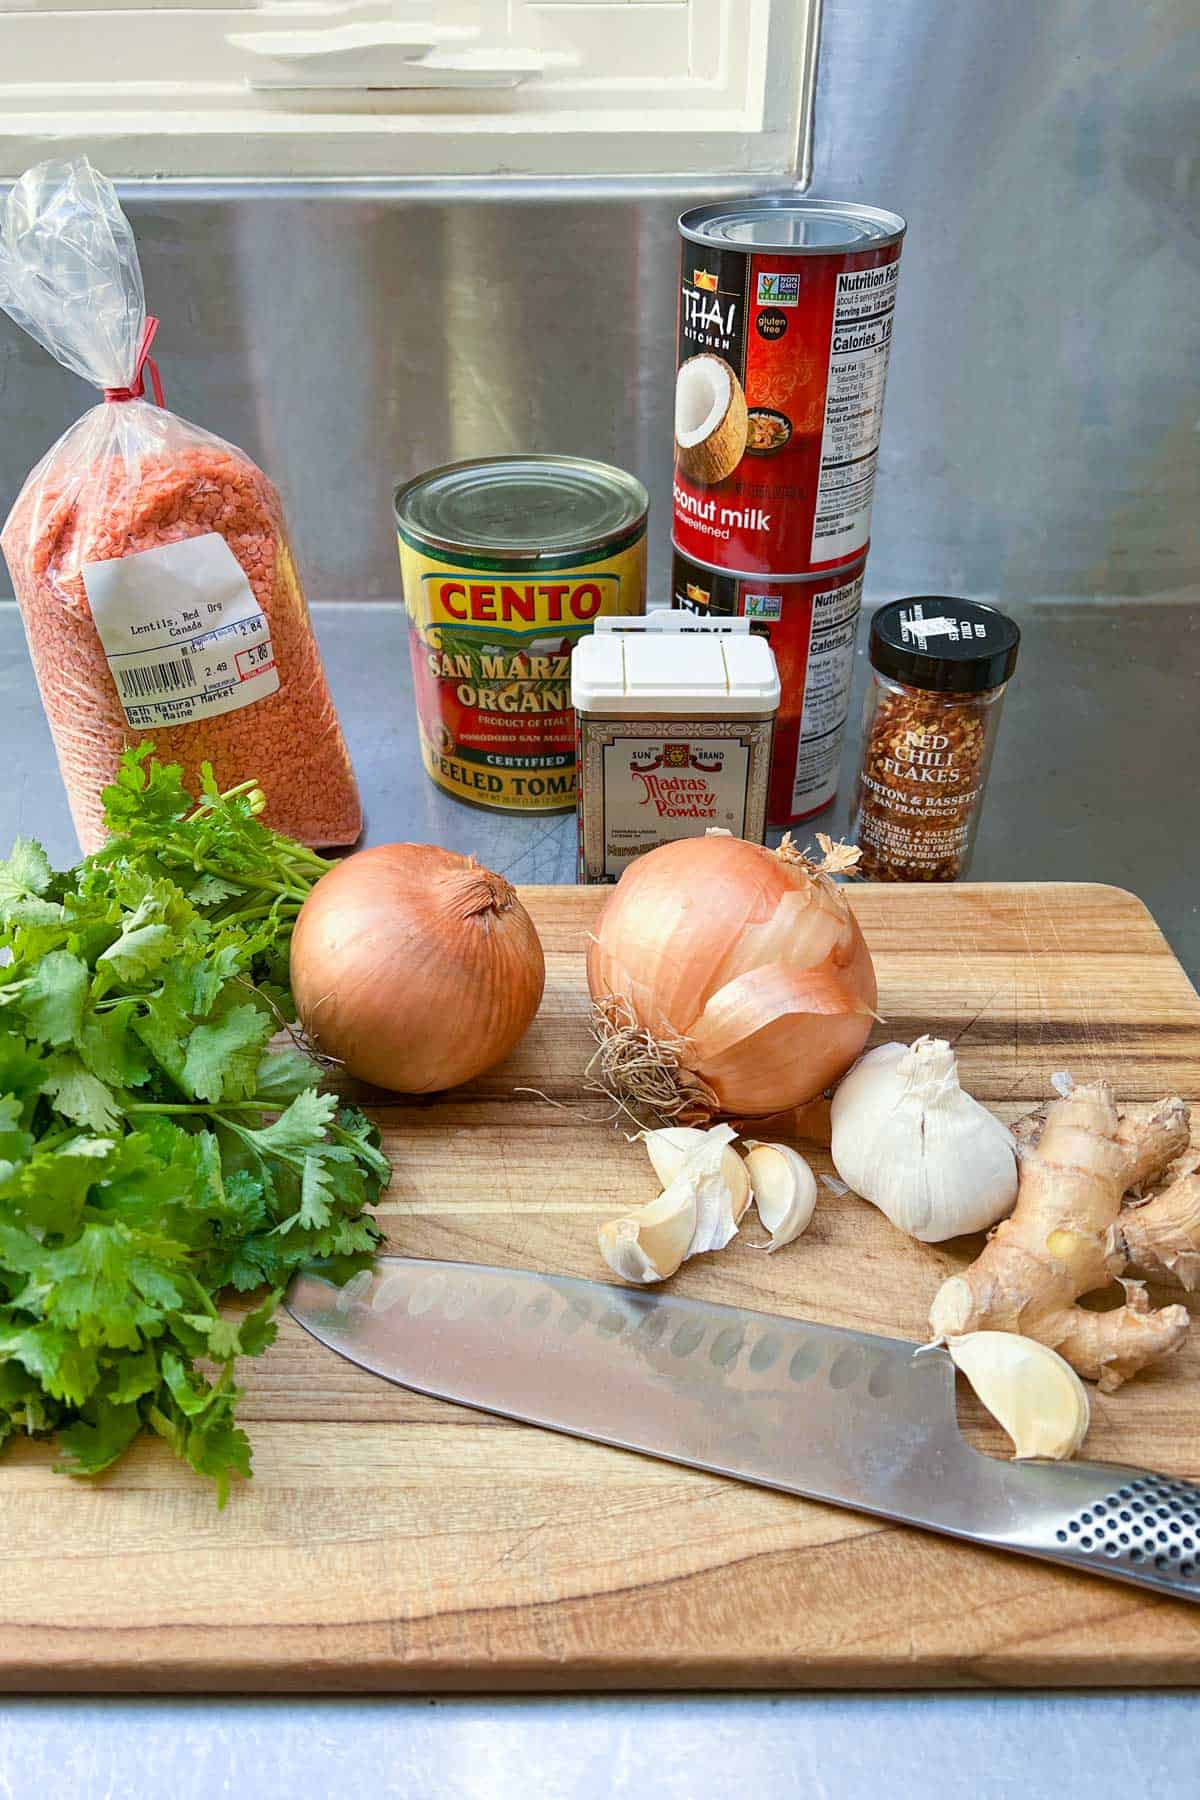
[291,843,545,1093]
[587,835,876,1117]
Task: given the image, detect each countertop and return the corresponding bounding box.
[0,597,1197,1796]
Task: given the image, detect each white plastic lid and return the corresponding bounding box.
[571,611,780,717]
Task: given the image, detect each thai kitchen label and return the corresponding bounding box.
[673,240,901,575]
[398,532,646,814]
[83,532,279,730]
[672,549,864,825]
[575,719,774,883]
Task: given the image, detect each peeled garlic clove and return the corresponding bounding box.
[744,1142,817,1251]
[947,1331,1090,1461]
[598,1180,698,1285]
[642,1125,751,1223]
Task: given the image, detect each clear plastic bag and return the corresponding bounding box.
[0,157,362,853]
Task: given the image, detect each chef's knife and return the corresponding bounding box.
[287,1257,1200,1603]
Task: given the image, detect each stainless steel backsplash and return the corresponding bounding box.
[2,0,1197,606]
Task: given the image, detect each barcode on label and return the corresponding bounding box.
[116,655,196,700]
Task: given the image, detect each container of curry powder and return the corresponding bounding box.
[396,456,648,813]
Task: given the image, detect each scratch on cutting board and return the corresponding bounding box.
[488,1514,557,1579]
[948,983,1008,1048]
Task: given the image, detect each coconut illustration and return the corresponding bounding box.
[674,354,749,485]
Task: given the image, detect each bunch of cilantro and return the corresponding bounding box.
[0,747,386,1503]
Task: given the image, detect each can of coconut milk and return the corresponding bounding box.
[396,456,647,814]
[674,197,905,578]
[671,544,865,824]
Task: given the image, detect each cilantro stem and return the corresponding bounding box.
[32,1125,79,1152]
[187,778,260,815]
[191,860,307,901]
[283,847,334,876]
[218,900,302,926]
[186,1275,220,1317]
[125,1102,267,1115]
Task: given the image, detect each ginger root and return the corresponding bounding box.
[929,1082,1198,1391]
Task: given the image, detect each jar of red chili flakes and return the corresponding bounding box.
[849,597,1020,881]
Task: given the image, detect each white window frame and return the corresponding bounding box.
[0,0,819,181]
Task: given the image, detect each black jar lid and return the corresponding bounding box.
[869,597,1020,694]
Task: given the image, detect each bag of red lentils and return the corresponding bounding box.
[0,156,362,853]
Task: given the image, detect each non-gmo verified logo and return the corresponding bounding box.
[756,271,800,306]
[744,594,782,620]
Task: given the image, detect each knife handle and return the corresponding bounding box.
[1001,1462,1200,1602]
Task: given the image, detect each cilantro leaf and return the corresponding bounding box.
[0,1135,116,1237]
[177,1296,277,1363]
[55,1401,144,1476]
[0,1322,102,1405]
[40,1055,122,1134]
[79,1001,152,1090]
[1,896,64,932]
[31,1223,187,1349]
[185,874,242,907]
[0,1095,33,1166]
[97,920,175,986]
[107,1347,161,1405]
[0,838,51,908]
[294,1154,336,1232]
[15,949,89,1047]
[182,1000,273,1104]
[252,1047,320,1106]
[244,1088,339,1156]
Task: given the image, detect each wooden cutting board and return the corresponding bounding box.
[2,881,1199,1693]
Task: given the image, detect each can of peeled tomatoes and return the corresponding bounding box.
[671,543,865,825]
[673,196,905,577]
[395,456,648,814]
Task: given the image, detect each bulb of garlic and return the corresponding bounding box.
[830,1036,1018,1242]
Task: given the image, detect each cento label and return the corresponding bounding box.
[398,532,646,814]
[673,240,902,575]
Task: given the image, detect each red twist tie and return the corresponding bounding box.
[103,315,165,407]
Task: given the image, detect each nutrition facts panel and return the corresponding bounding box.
[810,262,900,564]
[791,570,863,811]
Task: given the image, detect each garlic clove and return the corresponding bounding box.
[641,1124,751,1222]
[598,1180,698,1285]
[604,1124,744,1282]
[681,1123,743,1256]
[743,1142,817,1251]
[946,1331,1090,1461]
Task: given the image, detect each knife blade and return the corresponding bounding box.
[287,1257,1200,1603]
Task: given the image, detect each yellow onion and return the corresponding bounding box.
[291,843,545,1093]
[586,833,876,1118]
